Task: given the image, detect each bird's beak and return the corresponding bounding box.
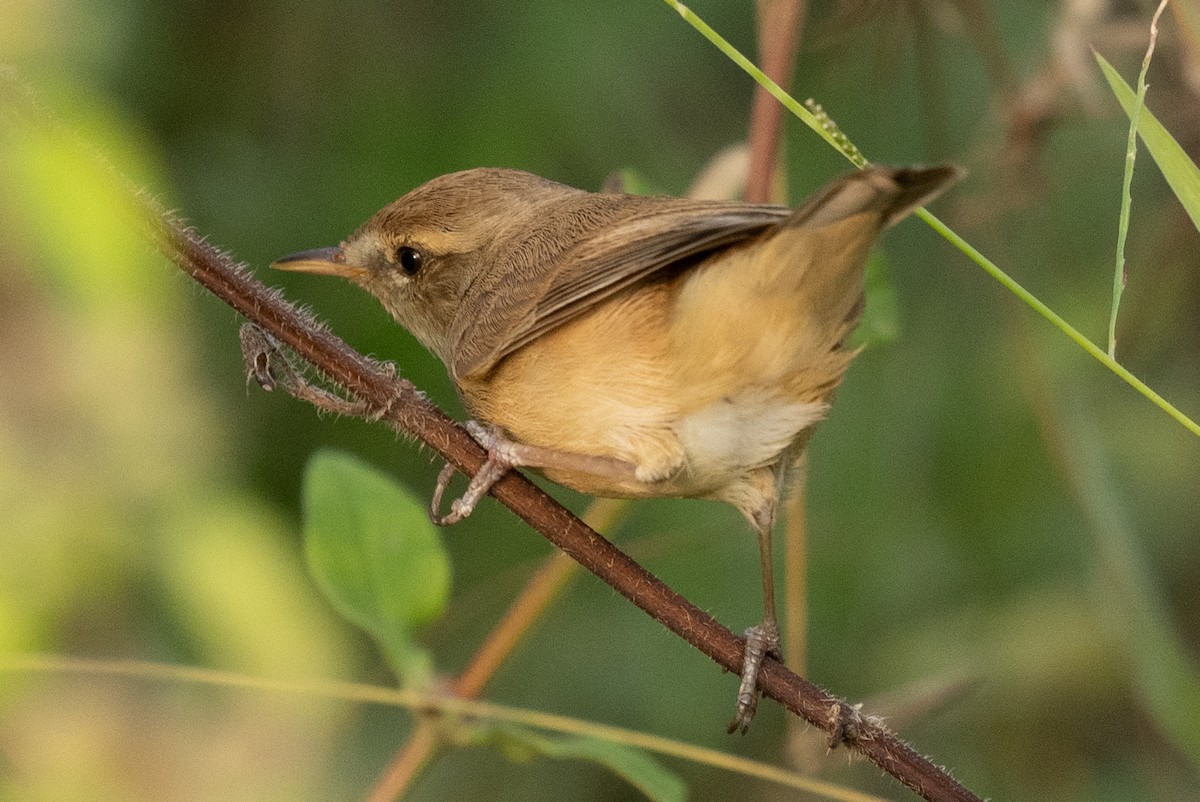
[271,246,367,279]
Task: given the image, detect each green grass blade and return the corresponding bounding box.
[1095,51,1200,235]
[918,207,1200,436]
[1106,65,1145,360]
[1100,1,1173,360]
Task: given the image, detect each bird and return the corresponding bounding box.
[273,164,960,731]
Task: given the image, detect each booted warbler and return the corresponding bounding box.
[274,165,960,731]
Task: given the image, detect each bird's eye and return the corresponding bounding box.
[395,246,424,276]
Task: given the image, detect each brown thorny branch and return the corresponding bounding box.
[148,207,983,802]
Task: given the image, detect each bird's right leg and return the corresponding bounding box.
[429,421,642,525]
[729,490,783,734]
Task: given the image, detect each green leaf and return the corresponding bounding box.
[462,722,686,802]
[849,250,899,348]
[601,168,660,196]
[302,450,450,687]
[1095,51,1200,234]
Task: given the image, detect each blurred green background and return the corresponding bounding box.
[2,1,1199,800]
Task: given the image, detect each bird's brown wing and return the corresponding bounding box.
[451,198,791,379]
[451,166,961,380]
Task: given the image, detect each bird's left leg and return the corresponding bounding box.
[239,323,390,416]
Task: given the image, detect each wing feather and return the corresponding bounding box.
[451,198,789,378]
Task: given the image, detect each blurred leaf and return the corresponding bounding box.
[1095,51,1200,233]
[302,450,450,687]
[0,76,171,309]
[159,499,357,682]
[462,722,686,802]
[601,168,661,196]
[848,251,898,348]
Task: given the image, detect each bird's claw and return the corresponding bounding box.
[728,619,782,735]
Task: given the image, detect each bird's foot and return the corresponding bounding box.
[430,422,644,525]
[728,617,782,734]
[430,422,517,526]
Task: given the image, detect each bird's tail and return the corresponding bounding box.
[787,164,963,231]
[766,164,962,361]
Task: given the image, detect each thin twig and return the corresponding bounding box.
[146,199,983,802]
[366,720,441,802]
[1,655,895,802]
[745,0,807,203]
[783,459,809,709]
[452,497,631,700]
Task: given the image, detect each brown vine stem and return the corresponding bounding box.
[365,720,439,802]
[147,204,983,802]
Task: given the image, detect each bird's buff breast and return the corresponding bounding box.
[456,274,832,502]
